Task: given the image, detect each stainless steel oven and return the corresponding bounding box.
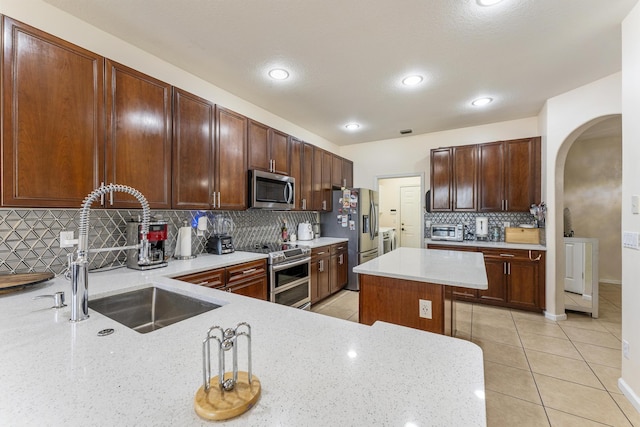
[270,256,311,310]
[236,243,311,310]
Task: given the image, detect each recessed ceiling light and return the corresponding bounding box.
[402,75,423,86]
[268,68,289,80]
[477,0,503,6]
[345,123,361,131]
[471,97,493,107]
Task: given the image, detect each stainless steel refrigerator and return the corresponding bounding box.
[320,188,379,290]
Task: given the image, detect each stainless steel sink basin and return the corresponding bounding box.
[88,286,221,334]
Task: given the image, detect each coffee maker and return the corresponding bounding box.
[126,218,169,270]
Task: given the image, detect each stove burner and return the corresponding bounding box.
[237,242,311,264]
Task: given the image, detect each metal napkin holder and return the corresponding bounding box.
[194,322,261,421]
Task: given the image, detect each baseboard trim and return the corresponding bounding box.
[544,311,567,321]
[618,378,640,414]
[601,279,622,285]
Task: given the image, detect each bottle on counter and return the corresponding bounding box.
[281,220,288,242]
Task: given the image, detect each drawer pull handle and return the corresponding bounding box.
[195,281,210,286]
[242,268,257,275]
[499,253,515,257]
[317,251,326,255]
[529,251,542,261]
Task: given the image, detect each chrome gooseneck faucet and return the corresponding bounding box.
[69,184,151,322]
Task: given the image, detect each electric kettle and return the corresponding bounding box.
[297,222,314,241]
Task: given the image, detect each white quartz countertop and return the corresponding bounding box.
[293,236,348,247]
[0,252,485,426]
[425,238,547,251]
[354,247,488,290]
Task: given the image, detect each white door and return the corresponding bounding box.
[400,186,421,248]
[564,241,585,294]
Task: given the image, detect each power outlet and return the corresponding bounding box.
[623,339,630,359]
[59,231,75,248]
[419,299,432,319]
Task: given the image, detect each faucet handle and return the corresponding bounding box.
[33,291,66,309]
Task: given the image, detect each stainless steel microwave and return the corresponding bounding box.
[249,170,295,210]
[430,224,464,242]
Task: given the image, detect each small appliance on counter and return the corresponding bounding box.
[297,222,314,241]
[312,222,321,239]
[206,215,235,254]
[475,217,489,241]
[430,224,464,242]
[126,217,168,270]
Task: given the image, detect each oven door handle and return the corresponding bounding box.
[271,256,311,272]
[272,277,310,295]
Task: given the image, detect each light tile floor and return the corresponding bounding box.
[311,283,640,427]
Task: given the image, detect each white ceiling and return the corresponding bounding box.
[44,0,637,146]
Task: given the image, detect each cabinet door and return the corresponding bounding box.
[172,88,214,209]
[312,146,323,210]
[452,145,477,211]
[504,137,538,211]
[332,154,343,188]
[2,17,105,207]
[430,148,452,211]
[215,107,247,210]
[311,247,331,303]
[247,120,270,172]
[330,249,348,294]
[105,60,172,209]
[269,129,290,175]
[507,259,539,309]
[289,137,302,210]
[321,150,333,211]
[342,159,354,188]
[301,142,314,210]
[478,141,504,212]
[479,257,507,303]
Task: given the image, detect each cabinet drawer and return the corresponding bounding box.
[174,268,225,288]
[330,243,348,254]
[481,248,542,262]
[226,259,267,284]
[311,245,330,259]
[226,275,268,300]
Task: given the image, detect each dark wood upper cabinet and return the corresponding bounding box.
[215,107,248,210]
[342,159,354,188]
[332,154,343,188]
[289,137,303,210]
[312,146,323,210]
[105,60,172,209]
[172,88,214,209]
[247,120,289,175]
[2,17,105,207]
[301,142,314,210]
[452,144,478,211]
[430,148,453,211]
[478,137,540,212]
[321,149,333,211]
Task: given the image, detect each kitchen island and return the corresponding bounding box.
[354,247,488,335]
[0,252,486,426]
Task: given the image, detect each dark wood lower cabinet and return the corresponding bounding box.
[311,243,348,304]
[174,259,267,301]
[358,274,453,335]
[427,244,545,312]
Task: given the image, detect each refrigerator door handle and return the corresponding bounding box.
[369,198,375,240]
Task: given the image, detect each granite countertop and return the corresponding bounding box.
[0,252,486,426]
[354,247,488,290]
[425,238,547,251]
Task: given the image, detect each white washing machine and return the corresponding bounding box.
[379,227,396,254]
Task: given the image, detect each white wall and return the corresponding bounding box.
[341,117,539,189]
[541,73,622,320]
[0,0,339,154]
[621,1,640,411]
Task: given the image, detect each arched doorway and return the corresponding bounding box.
[554,114,622,316]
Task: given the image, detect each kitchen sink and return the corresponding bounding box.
[88,286,221,334]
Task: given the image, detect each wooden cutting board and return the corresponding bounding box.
[0,272,55,292]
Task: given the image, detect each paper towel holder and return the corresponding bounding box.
[174,219,196,260]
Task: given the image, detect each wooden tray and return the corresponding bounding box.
[505,227,540,244]
[0,272,55,294]
[194,371,261,421]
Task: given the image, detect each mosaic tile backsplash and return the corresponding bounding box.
[0,209,318,275]
[424,211,541,241]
